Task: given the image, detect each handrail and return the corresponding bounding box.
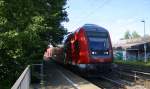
[132,70,150,76]
[130,70,150,81]
[11,65,30,89]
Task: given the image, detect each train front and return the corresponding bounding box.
[78,24,113,72]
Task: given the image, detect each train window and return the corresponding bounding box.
[89,37,109,50]
[86,31,110,56]
[74,40,79,52]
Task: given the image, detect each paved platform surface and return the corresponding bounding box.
[42,60,100,89]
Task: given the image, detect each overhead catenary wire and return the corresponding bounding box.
[74,0,112,23]
[81,0,112,21]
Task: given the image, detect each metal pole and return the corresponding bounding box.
[141,20,147,62]
[134,71,137,81]
[40,61,44,88]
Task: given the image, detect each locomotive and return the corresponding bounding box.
[54,24,113,72]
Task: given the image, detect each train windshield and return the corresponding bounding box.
[89,37,109,50]
[86,31,110,56]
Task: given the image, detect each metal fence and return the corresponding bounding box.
[11,65,30,89]
[31,63,44,86]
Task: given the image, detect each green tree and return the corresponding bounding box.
[132,31,141,38]
[0,0,68,88]
[124,30,131,39]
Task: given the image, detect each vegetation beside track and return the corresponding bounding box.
[114,59,150,67]
[0,0,68,88]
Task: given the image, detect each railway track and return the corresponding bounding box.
[65,65,150,89]
[115,68,150,89]
[99,75,127,89]
[85,71,134,89]
[80,68,150,89]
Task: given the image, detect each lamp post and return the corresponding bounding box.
[141,20,147,62]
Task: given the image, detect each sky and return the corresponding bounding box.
[62,0,150,43]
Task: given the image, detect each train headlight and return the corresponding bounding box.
[104,51,109,55]
[92,51,97,55]
[92,52,94,55]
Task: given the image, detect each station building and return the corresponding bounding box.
[113,36,150,61]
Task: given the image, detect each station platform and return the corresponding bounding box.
[41,60,100,89]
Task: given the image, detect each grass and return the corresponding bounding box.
[114,59,150,67]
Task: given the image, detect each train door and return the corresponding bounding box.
[64,35,72,64]
[74,40,80,64]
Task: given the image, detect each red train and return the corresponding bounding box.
[54,24,113,72]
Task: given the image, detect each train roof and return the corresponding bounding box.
[82,24,108,32]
